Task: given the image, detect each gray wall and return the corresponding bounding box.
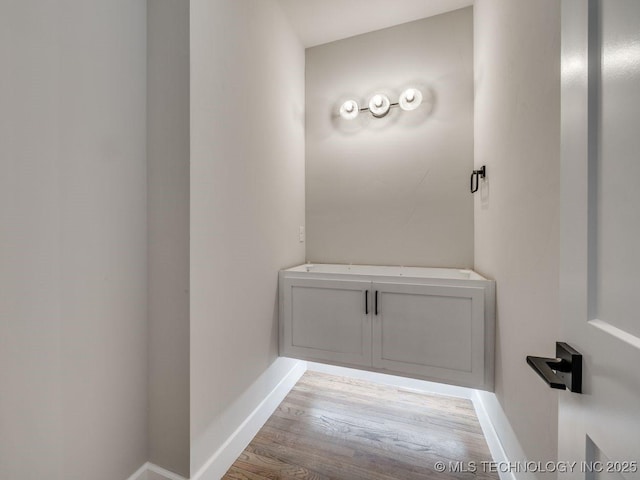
[190,0,305,474]
[0,1,148,479]
[147,1,190,477]
[474,0,560,475]
[305,8,474,268]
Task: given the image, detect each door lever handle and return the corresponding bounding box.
[526,342,582,393]
[526,356,569,390]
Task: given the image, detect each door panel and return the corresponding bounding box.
[372,282,485,388]
[281,278,372,366]
[377,293,473,371]
[291,285,365,354]
[560,1,640,477]
[594,0,640,339]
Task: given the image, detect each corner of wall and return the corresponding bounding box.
[473,0,561,474]
[189,0,305,477]
[147,0,191,476]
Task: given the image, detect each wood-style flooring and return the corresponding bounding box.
[223,371,498,480]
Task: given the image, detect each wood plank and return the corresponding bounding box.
[268,400,493,459]
[249,429,469,480]
[293,374,479,420]
[261,415,490,468]
[223,466,271,480]
[232,449,330,480]
[278,393,485,437]
[224,372,498,480]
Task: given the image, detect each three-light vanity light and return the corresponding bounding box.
[339,88,423,120]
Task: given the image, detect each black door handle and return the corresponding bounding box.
[526,342,582,393]
[375,291,379,316]
[365,290,368,315]
[526,356,568,390]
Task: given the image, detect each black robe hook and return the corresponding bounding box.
[470,165,486,193]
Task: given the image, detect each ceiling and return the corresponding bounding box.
[277,0,473,48]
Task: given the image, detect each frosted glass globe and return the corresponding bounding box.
[368,94,390,118]
[339,99,359,119]
[399,88,423,111]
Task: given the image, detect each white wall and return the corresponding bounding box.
[305,8,474,268]
[148,1,190,477]
[474,0,560,475]
[0,1,148,479]
[190,0,305,475]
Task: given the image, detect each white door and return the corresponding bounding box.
[560,0,640,477]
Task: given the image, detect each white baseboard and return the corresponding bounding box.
[126,462,187,480]
[191,360,307,480]
[473,391,535,480]
[126,463,148,480]
[472,392,517,480]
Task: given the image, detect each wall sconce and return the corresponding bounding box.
[339,99,359,120]
[399,88,422,111]
[369,94,391,117]
[339,88,423,120]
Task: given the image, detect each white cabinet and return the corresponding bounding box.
[279,264,495,390]
[371,282,486,388]
[280,277,372,367]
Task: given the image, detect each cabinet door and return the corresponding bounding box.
[281,278,372,367]
[372,282,486,388]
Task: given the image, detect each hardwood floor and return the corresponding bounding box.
[223,371,498,480]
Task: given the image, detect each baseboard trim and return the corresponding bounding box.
[191,360,307,480]
[473,391,534,480]
[126,463,148,480]
[126,462,188,480]
[472,392,516,480]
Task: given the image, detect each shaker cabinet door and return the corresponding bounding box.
[281,278,372,367]
[372,282,486,388]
